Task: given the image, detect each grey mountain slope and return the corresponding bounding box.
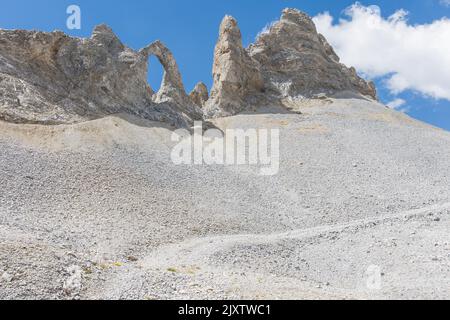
[0,97,449,299]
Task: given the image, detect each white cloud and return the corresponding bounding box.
[256,20,277,39]
[387,98,407,111]
[440,0,450,7]
[313,3,450,101]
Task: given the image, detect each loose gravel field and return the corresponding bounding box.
[0,97,449,300]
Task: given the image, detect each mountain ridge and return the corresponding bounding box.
[0,8,376,126]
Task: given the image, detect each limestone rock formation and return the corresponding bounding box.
[204,16,264,117]
[0,25,200,127]
[189,82,209,108]
[249,9,376,100]
[205,9,377,118]
[140,40,201,117]
[0,8,378,124]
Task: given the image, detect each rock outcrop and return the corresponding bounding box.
[249,9,376,100]
[204,16,264,117]
[205,9,377,118]
[189,82,209,108]
[140,40,200,117]
[0,25,200,127]
[0,8,378,125]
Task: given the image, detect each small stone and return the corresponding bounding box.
[63,265,83,296]
[1,272,14,282]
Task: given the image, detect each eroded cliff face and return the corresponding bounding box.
[206,8,377,118]
[204,16,264,117]
[0,25,201,127]
[0,8,378,125]
[249,9,376,99]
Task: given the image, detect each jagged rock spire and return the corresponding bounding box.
[189,82,209,108]
[206,9,377,118]
[204,15,264,117]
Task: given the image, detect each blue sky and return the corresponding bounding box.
[0,0,449,130]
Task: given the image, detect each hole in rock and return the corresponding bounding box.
[147,55,164,94]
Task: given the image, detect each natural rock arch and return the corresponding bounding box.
[140,41,194,110]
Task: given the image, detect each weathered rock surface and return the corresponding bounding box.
[205,16,264,117]
[0,25,200,127]
[140,40,201,117]
[0,8,378,124]
[1,97,449,300]
[249,9,376,100]
[206,9,377,118]
[189,82,209,108]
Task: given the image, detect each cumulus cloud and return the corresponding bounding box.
[256,20,277,39]
[387,98,407,112]
[313,3,450,101]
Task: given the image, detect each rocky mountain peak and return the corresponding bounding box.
[204,15,264,117]
[219,15,241,41]
[206,8,377,117]
[92,24,116,37]
[91,24,123,47]
[0,8,378,125]
[280,8,317,32]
